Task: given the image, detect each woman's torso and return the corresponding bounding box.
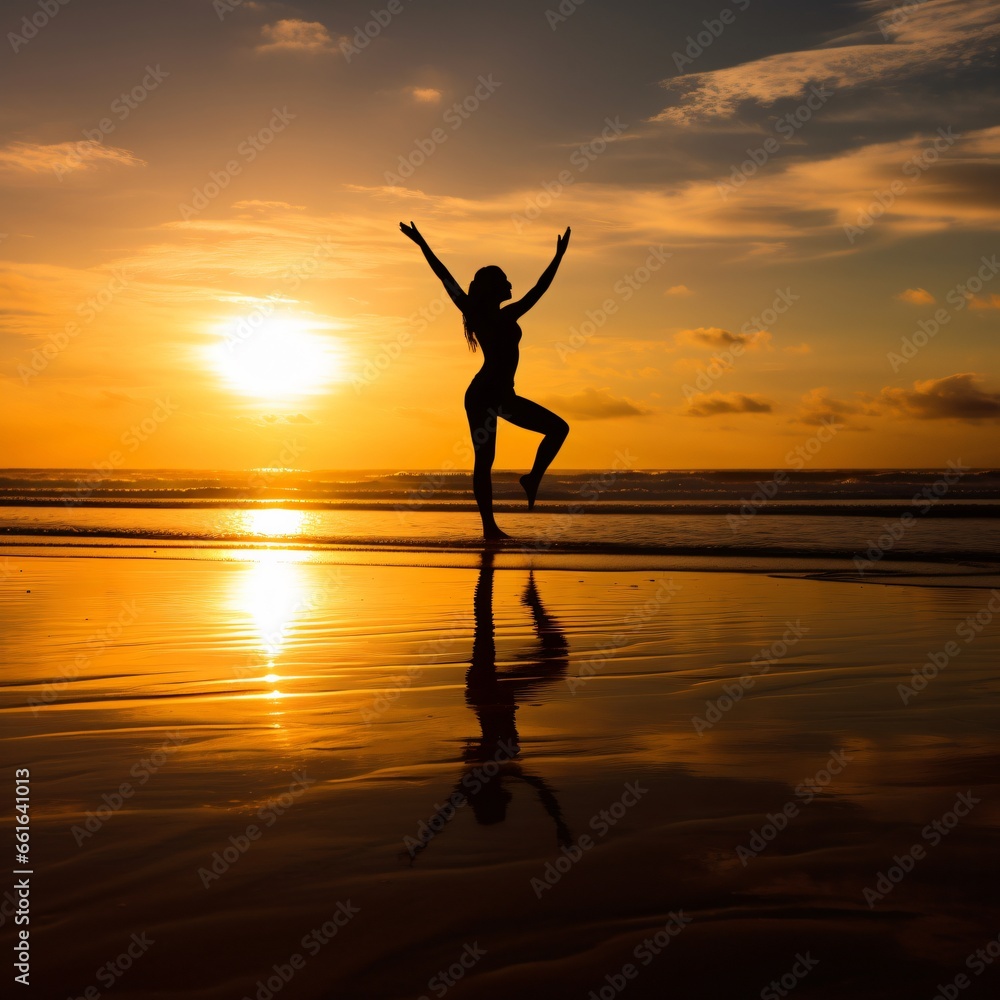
[469,308,521,392]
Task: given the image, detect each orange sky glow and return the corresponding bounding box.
[2,0,998,470]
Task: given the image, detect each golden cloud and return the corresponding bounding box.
[880,372,1000,421]
[896,287,935,305]
[656,0,1000,124]
[685,392,773,416]
[544,387,653,420]
[256,19,339,54]
[0,141,145,176]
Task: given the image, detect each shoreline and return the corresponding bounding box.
[2,497,998,516]
[3,537,999,589]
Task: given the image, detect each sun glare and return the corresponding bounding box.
[233,552,311,660]
[210,314,341,399]
[239,508,310,538]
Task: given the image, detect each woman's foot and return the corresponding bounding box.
[483,526,512,543]
[519,474,540,510]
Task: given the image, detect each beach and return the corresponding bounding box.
[4,531,1000,998]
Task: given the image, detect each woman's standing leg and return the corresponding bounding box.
[501,395,569,510]
[466,401,508,539]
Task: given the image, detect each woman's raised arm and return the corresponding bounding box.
[399,221,467,310]
[504,227,571,321]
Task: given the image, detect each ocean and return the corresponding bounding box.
[1,467,997,564]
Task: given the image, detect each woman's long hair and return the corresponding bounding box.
[462,266,505,352]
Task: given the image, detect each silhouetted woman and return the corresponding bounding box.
[400,222,571,541]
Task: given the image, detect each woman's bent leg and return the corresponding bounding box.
[500,395,569,509]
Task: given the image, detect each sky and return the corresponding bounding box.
[1,0,998,471]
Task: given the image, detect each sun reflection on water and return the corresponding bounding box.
[235,508,313,538]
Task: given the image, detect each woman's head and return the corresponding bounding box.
[462,265,512,350]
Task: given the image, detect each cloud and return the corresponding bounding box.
[409,87,443,104]
[896,287,935,305]
[0,141,145,176]
[232,200,306,213]
[656,0,1000,124]
[545,387,652,420]
[969,293,1000,310]
[880,372,1000,421]
[256,19,339,54]
[685,392,773,417]
[112,208,384,284]
[796,387,879,428]
[348,123,1000,256]
[673,326,772,351]
[783,342,812,355]
[664,284,693,296]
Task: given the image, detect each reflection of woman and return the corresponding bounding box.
[400,222,571,540]
[407,553,570,862]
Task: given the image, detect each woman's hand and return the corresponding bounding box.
[556,226,571,257]
[399,221,426,246]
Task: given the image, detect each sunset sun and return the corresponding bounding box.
[209,314,343,400]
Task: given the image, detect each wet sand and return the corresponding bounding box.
[3,548,1000,999]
